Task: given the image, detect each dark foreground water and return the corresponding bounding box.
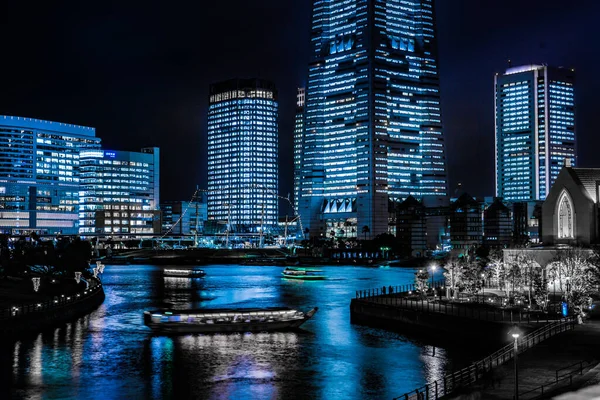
[2,265,481,399]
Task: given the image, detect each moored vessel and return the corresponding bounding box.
[143,307,318,333]
[281,267,326,280]
[163,268,206,278]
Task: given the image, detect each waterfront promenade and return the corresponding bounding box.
[351,284,600,399]
[448,320,600,399]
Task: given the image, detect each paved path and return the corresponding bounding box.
[448,320,600,399]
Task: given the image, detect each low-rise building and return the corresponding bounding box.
[483,197,512,249]
[161,198,207,235]
[79,147,160,236]
[449,193,483,252]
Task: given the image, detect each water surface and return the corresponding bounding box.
[2,264,476,399]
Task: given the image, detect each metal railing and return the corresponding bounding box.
[515,360,590,400]
[0,277,103,320]
[355,280,446,299]
[393,317,576,400]
[355,283,562,325]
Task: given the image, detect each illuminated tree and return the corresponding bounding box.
[532,271,549,311]
[414,269,429,294]
[548,248,599,312]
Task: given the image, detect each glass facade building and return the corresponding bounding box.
[293,87,306,214]
[79,147,161,235]
[0,115,100,235]
[207,78,279,234]
[299,0,448,237]
[495,65,576,201]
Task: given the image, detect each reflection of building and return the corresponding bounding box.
[207,78,279,234]
[161,199,207,235]
[0,115,101,235]
[495,65,576,201]
[542,164,600,246]
[299,0,449,238]
[79,148,160,235]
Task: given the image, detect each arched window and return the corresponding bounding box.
[557,191,574,239]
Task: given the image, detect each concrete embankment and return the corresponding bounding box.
[103,248,412,266]
[0,278,105,337]
[105,248,292,265]
[350,296,545,344]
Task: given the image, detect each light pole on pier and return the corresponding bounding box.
[511,327,521,400]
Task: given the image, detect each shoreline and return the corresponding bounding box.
[97,248,430,267]
[0,277,105,337]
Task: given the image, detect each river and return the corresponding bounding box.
[2,264,481,399]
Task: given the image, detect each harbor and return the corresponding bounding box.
[0,263,482,399]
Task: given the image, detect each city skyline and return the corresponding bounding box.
[1,0,599,202]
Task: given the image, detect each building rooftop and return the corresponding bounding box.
[566,167,600,203]
[504,64,545,75]
[0,115,96,137]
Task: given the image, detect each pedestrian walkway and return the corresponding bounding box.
[448,320,600,399]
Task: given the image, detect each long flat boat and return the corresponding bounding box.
[163,268,206,278]
[281,267,326,280]
[143,307,318,333]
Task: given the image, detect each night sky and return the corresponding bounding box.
[2,0,599,207]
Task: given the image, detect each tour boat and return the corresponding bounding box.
[143,307,318,333]
[163,268,206,278]
[281,267,326,280]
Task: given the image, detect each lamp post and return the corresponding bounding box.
[481,273,485,300]
[511,330,521,400]
[430,265,437,291]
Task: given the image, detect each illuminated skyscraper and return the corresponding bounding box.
[79,147,161,235]
[0,115,100,234]
[495,65,576,201]
[299,0,448,237]
[207,79,278,235]
[293,87,305,214]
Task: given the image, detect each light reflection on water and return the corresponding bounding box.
[1,264,481,399]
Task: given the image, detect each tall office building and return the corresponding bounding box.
[495,65,576,201]
[293,87,306,214]
[0,115,101,234]
[299,0,448,237]
[207,79,279,235]
[79,147,161,235]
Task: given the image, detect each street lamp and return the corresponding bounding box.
[510,327,521,400]
[430,265,437,292]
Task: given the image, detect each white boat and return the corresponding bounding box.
[143,307,318,333]
[163,268,206,278]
